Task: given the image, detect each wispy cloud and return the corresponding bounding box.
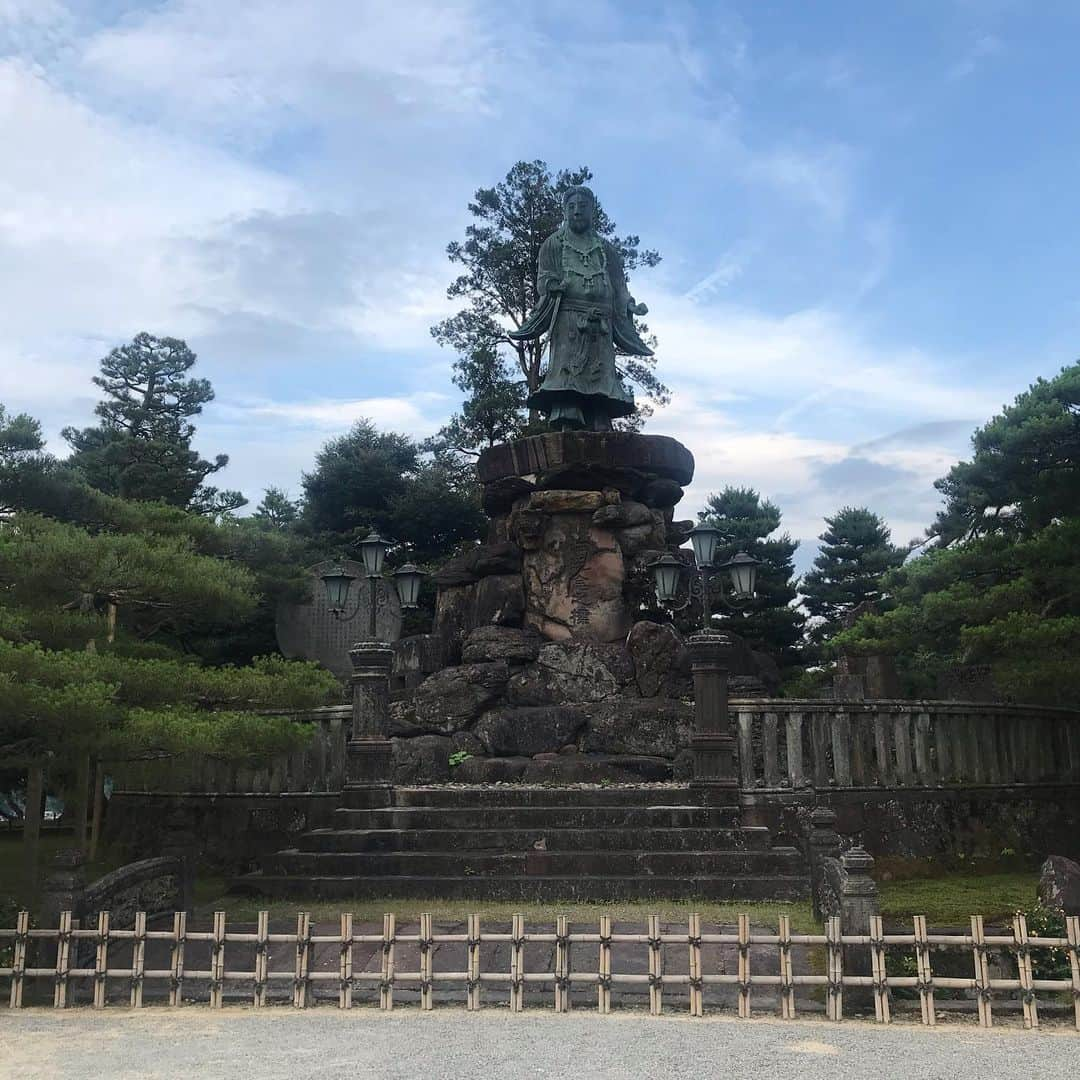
[948,33,1003,79]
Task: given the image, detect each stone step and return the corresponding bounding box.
[372,785,704,809]
[299,826,773,854]
[332,805,735,831]
[268,848,804,878]
[233,873,811,902]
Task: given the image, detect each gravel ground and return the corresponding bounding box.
[2,1009,1078,1080]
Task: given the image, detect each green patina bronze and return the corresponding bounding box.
[510,186,651,431]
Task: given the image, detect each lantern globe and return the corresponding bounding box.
[392,563,426,609]
[358,530,390,576]
[688,525,721,569]
[320,565,356,612]
[720,551,761,599]
[647,552,684,604]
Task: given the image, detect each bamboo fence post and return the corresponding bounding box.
[468,914,482,1012]
[598,915,612,1014]
[1013,912,1038,1029]
[778,914,795,1020]
[971,915,992,1028]
[293,912,311,1009]
[554,915,569,1014]
[380,913,395,1011]
[913,915,935,1026]
[688,912,702,1018]
[169,911,186,1007]
[9,910,28,1009]
[254,911,268,1008]
[210,911,225,1009]
[53,910,72,1009]
[420,912,434,1012]
[130,910,147,1008]
[826,915,843,1021]
[648,914,663,1016]
[1066,915,1080,1032]
[509,913,524,1013]
[737,913,751,1019]
[93,910,110,1009]
[869,914,890,1024]
[339,912,353,1010]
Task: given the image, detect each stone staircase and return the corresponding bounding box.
[238,785,810,902]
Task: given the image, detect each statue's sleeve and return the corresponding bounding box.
[606,241,632,311]
[537,233,561,297]
[607,241,653,356]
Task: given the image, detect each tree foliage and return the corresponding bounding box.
[801,507,906,646]
[62,333,245,515]
[432,160,668,427]
[696,487,804,666]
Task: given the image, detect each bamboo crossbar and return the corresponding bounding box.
[3,910,1078,1027]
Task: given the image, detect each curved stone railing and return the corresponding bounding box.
[731,699,1080,792]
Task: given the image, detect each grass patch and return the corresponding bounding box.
[194,890,818,931]
[879,871,1038,926]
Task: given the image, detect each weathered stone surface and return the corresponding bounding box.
[580,698,693,758]
[638,477,685,509]
[477,432,694,488]
[452,756,530,783]
[472,574,526,628]
[387,699,424,737]
[509,508,546,551]
[451,731,485,757]
[667,519,695,546]
[432,582,474,663]
[506,641,622,705]
[462,625,542,664]
[627,620,690,697]
[1038,855,1080,914]
[482,476,536,515]
[474,706,586,756]
[522,514,630,643]
[590,643,637,687]
[673,748,694,781]
[612,512,667,558]
[275,558,403,678]
[391,734,451,785]
[592,499,653,529]
[392,634,446,692]
[411,661,510,734]
[432,542,521,587]
[528,489,605,514]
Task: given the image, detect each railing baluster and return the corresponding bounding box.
[893,711,914,786]
[873,710,893,787]
[812,712,831,788]
[831,710,852,787]
[738,709,755,789]
[913,710,933,785]
[763,712,780,788]
[785,711,805,788]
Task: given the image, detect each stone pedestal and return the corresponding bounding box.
[347,641,394,802]
[687,631,739,806]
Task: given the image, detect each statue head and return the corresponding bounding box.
[562,186,596,235]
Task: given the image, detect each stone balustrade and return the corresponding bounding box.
[732,699,1080,792]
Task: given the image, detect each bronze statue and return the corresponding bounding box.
[510,186,652,431]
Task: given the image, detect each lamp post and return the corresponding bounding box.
[319,534,427,803]
[647,535,761,807]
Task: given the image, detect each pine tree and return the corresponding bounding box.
[697,487,804,666]
[802,507,905,646]
[62,333,245,514]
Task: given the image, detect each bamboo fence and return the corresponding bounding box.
[3,910,1079,1028]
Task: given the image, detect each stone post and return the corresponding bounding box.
[839,845,879,1013]
[688,630,739,806]
[807,805,841,922]
[346,641,395,806]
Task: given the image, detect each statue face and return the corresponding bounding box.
[565,192,594,234]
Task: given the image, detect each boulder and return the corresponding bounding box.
[592,500,653,529]
[451,731,485,757]
[1038,855,1080,914]
[472,574,526,627]
[627,620,690,698]
[411,661,510,734]
[639,478,684,509]
[580,698,693,758]
[474,706,586,756]
[391,734,452,785]
[667,520,695,546]
[462,625,541,664]
[432,583,475,663]
[453,756,531,783]
[387,699,424,737]
[528,489,605,513]
[506,641,622,705]
[611,515,667,558]
[482,476,536,515]
[432,542,522,586]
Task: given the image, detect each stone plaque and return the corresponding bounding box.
[275,559,403,678]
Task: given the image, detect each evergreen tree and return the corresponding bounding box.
[62,333,245,515]
[696,487,804,666]
[253,487,302,529]
[432,160,668,426]
[802,507,905,645]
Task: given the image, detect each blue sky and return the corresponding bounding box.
[2,1,1078,570]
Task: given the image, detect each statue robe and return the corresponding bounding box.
[510,227,651,428]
